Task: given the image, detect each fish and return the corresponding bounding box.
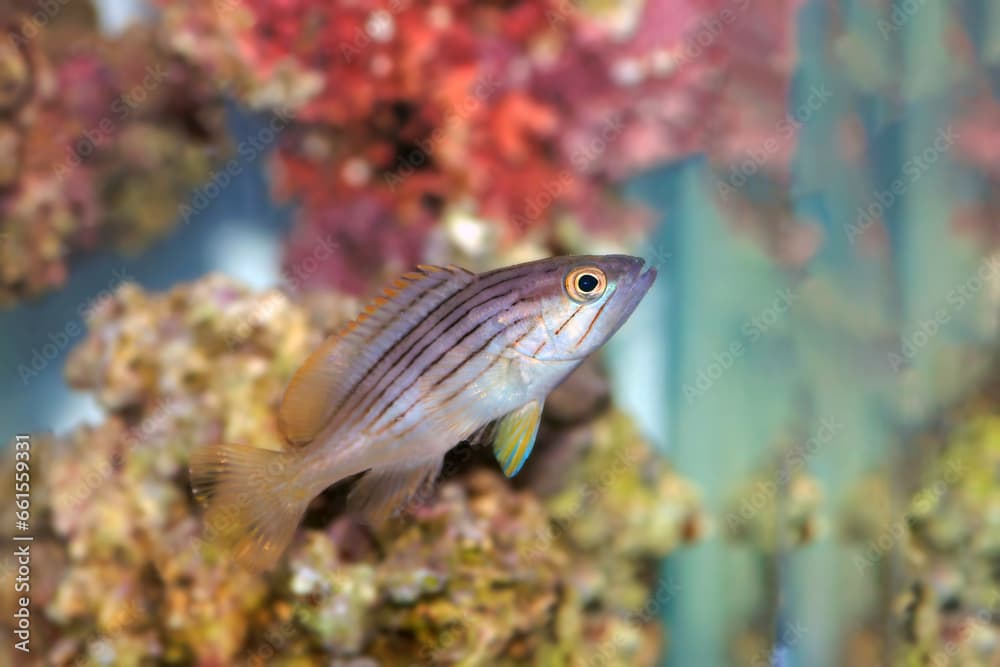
[189,254,657,570]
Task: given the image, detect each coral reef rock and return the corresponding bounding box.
[1,275,700,666]
[894,414,1000,667]
[0,1,226,307]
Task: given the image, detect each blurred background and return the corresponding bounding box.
[1,0,999,665]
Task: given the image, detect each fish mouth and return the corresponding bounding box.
[619,258,657,314]
[634,261,657,296]
[587,257,657,348]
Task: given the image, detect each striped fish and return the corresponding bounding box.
[189,254,656,570]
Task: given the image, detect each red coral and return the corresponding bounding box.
[0,8,227,306]
[160,0,804,291]
[283,194,432,294]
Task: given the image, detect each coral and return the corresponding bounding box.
[892,413,1000,666]
[951,90,1000,250]
[158,0,804,293]
[722,467,823,551]
[0,275,700,666]
[0,2,226,307]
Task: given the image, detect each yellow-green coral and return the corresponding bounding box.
[894,414,1000,666]
[1,275,699,666]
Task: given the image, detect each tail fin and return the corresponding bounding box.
[189,444,309,572]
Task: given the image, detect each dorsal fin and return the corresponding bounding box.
[278,265,476,445]
[492,400,543,477]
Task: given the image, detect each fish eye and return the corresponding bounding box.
[577,274,599,293]
[564,266,607,303]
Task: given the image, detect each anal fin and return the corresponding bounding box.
[347,458,443,525]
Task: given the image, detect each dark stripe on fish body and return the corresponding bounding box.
[330,277,443,412]
[554,304,584,335]
[386,289,530,395]
[326,267,503,427]
[342,272,520,422]
[373,312,531,431]
[437,323,535,406]
[370,317,529,436]
[359,291,523,432]
[346,261,560,428]
[386,324,533,441]
[396,266,559,388]
[388,354,502,442]
[576,299,610,348]
[432,318,524,388]
[321,271,459,426]
[340,267,542,429]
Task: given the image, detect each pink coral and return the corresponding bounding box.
[0,5,226,305]
[159,0,803,292]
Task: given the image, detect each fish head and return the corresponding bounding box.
[511,254,657,362]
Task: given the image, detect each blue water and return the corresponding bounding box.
[0,107,293,440]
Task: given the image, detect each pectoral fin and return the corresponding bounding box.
[492,400,543,478]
